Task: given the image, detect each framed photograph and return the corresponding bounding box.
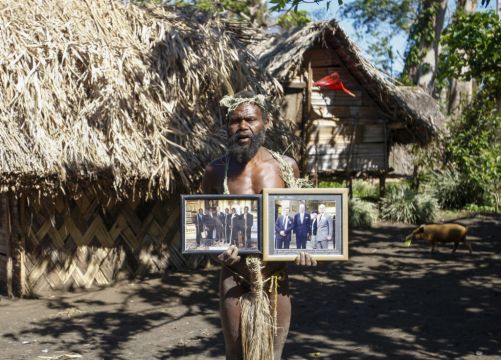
[262,188,348,261]
[181,194,262,254]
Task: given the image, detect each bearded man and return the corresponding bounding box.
[202,90,316,360]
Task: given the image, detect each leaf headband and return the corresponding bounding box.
[219,94,267,114]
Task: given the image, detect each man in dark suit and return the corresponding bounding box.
[204,209,216,244]
[275,205,293,249]
[216,206,226,243]
[293,203,311,249]
[193,208,205,247]
[224,208,231,243]
[243,206,254,247]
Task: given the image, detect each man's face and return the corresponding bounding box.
[225,208,229,214]
[244,207,249,214]
[319,205,325,214]
[299,204,305,213]
[198,209,203,215]
[227,103,267,163]
[312,213,317,220]
[283,207,289,216]
[216,207,220,212]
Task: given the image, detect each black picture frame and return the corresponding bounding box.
[181,194,262,254]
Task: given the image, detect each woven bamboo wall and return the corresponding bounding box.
[20,190,191,294]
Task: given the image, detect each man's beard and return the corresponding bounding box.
[227,130,265,163]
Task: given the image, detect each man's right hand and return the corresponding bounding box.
[280,230,285,236]
[217,245,241,266]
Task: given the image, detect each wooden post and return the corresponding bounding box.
[299,62,312,174]
[8,193,25,297]
[379,173,386,198]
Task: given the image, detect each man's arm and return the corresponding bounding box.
[328,215,334,240]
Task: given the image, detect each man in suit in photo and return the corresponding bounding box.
[216,206,226,243]
[293,203,310,249]
[194,208,205,247]
[243,206,254,247]
[224,208,231,243]
[204,208,216,244]
[316,204,334,249]
[310,212,318,249]
[275,205,293,249]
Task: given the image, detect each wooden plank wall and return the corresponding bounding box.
[19,190,194,295]
[301,48,389,173]
[0,194,8,294]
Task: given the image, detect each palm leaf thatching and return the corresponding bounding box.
[0,0,289,198]
[256,21,445,145]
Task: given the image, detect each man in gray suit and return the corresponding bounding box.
[316,204,334,249]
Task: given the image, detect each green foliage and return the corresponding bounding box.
[269,0,343,12]
[352,180,379,201]
[439,11,501,92]
[349,198,378,228]
[173,0,268,27]
[429,169,471,209]
[443,92,501,209]
[401,0,440,81]
[380,185,437,224]
[319,180,345,188]
[276,10,311,30]
[464,203,499,214]
[340,0,417,33]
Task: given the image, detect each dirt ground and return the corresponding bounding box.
[1,214,500,360]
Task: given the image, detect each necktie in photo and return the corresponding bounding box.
[283,216,287,230]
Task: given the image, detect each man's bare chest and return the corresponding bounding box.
[226,166,285,194]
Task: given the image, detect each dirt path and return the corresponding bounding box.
[1,214,500,360]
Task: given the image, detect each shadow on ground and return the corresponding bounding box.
[1,214,499,359]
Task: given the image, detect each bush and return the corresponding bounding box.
[380,186,437,224]
[319,180,345,188]
[349,198,378,228]
[352,180,379,201]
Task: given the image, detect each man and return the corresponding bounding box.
[202,90,316,360]
[243,206,253,247]
[214,207,225,244]
[310,211,318,249]
[224,208,231,243]
[275,205,293,249]
[293,203,310,249]
[193,208,205,247]
[203,208,215,244]
[317,204,334,249]
[230,206,244,247]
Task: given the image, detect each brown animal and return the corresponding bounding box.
[407,223,472,254]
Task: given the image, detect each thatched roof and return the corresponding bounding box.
[256,21,445,144]
[0,0,290,197]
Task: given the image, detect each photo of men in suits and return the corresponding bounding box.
[184,199,258,252]
[293,203,310,249]
[316,204,334,249]
[243,206,253,247]
[275,205,293,249]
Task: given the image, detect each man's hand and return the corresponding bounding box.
[294,252,317,266]
[280,231,285,236]
[217,245,241,266]
[327,236,331,241]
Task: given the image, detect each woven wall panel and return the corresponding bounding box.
[22,191,183,294]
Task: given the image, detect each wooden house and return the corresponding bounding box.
[0,0,287,296]
[257,21,444,180]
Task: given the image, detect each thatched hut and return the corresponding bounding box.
[256,21,444,180]
[0,0,291,296]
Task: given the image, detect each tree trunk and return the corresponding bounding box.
[403,0,448,95]
[447,0,477,116]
